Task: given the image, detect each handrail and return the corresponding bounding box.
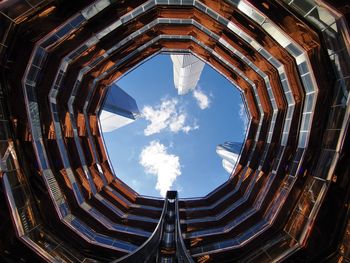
[113,191,194,262]
[113,192,168,263]
[175,193,195,263]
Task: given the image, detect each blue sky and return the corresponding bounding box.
[101,54,247,198]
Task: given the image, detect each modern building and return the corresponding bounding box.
[171,54,205,95]
[216,142,242,174]
[99,84,140,132]
[0,1,349,262]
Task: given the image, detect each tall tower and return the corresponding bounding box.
[100,84,140,132]
[216,142,243,174]
[170,54,205,95]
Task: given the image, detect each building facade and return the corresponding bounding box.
[216,142,243,174]
[171,54,205,95]
[100,84,140,133]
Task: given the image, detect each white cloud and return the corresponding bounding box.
[169,113,186,133]
[142,98,198,136]
[239,103,249,131]
[182,124,199,134]
[193,89,211,110]
[139,141,181,197]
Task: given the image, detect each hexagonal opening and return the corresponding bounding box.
[99,53,248,198]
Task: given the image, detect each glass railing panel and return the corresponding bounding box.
[237,229,254,244]
[11,185,31,209]
[264,234,298,261]
[72,182,85,204]
[26,227,60,253]
[0,100,5,121]
[50,245,84,263]
[285,43,303,57]
[265,188,288,223]
[111,241,134,252]
[95,195,124,217]
[284,176,327,241]
[70,217,96,240]
[175,198,194,262]
[304,93,314,113]
[184,176,251,223]
[4,170,22,189]
[329,50,350,82]
[324,29,346,54]
[0,0,32,22]
[298,131,308,148]
[300,113,311,132]
[94,234,115,246]
[332,79,349,106]
[250,220,268,235]
[41,34,60,49]
[323,129,341,150]
[58,198,70,217]
[5,153,16,172]
[301,73,314,94]
[69,14,85,28]
[17,205,37,233]
[32,47,46,68]
[327,105,346,130]
[182,0,195,5]
[314,149,335,179]
[254,172,277,208]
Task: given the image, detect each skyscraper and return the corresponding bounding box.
[216,142,242,174]
[170,54,205,95]
[100,84,140,132]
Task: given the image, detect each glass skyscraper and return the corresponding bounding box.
[100,84,140,132]
[171,54,205,95]
[216,142,243,174]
